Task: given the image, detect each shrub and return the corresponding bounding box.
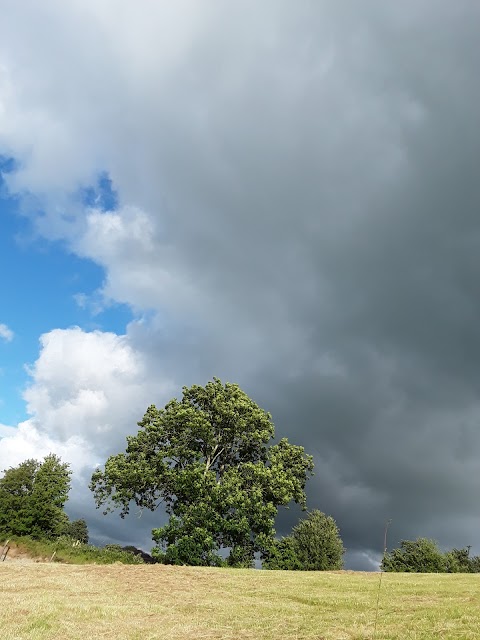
[263,536,303,570]
[61,519,89,544]
[264,510,344,571]
[382,538,446,573]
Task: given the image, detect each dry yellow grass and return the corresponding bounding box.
[1,564,479,639]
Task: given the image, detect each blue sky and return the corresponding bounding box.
[0,160,131,424]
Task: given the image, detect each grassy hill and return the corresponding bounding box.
[1,563,479,639]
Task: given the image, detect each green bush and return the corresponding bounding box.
[263,510,344,571]
[382,538,447,573]
[263,536,303,570]
[61,518,89,544]
[383,538,480,573]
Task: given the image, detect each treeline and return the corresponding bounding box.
[0,452,344,569]
[383,538,480,573]
[3,379,477,572]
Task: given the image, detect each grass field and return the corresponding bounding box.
[1,564,479,639]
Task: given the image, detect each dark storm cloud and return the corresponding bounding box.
[106,1,480,563]
[133,1,480,562]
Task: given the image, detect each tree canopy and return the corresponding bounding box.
[264,510,344,571]
[61,518,89,544]
[382,538,480,573]
[0,454,72,539]
[90,378,314,566]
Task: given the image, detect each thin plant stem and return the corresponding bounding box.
[373,519,391,640]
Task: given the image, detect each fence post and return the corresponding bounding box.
[1,540,10,562]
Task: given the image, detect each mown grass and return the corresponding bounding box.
[1,564,479,639]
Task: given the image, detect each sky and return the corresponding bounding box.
[1,0,480,569]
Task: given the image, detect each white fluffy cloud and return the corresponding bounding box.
[0,326,175,542]
[73,207,192,314]
[0,324,13,342]
[0,420,91,476]
[23,327,162,447]
[0,423,17,438]
[10,326,174,465]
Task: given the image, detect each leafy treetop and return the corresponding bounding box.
[263,510,344,571]
[0,453,71,539]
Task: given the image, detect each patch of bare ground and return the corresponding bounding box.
[1,541,47,563]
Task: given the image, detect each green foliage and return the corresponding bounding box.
[0,454,71,539]
[383,539,480,573]
[291,510,344,570]
[470,556,480,573]
[444,547,480,573]
[0,458,38,537]
[226,544,255,568]
[445,548,471,573]
[1,536,144,564]
[263,536,303,570]
[382,538,447,573]
[121,545,156,563]
[263,510,344,571]
[151,515,226,566]
[91,378,314,567]
[60,518,89,544]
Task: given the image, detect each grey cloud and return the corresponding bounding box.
[141,1,480,562]
[2,1,480,567]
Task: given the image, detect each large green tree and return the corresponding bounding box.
[90,378,314,567]
[0,454,71,539]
